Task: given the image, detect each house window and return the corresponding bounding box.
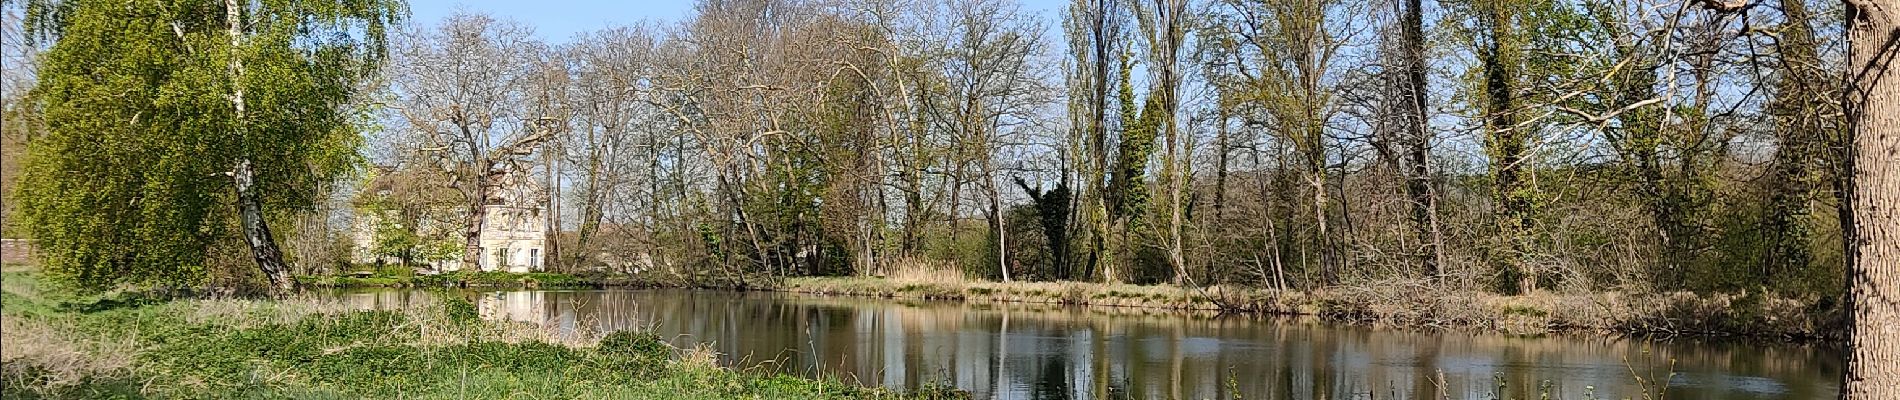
[495,248,509,270]
[529,248,540,268]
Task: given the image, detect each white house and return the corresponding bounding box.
[353,165,548,273]
[472,166,547,273]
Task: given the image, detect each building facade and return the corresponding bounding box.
[353,165,547,273]
[472,165,547,273]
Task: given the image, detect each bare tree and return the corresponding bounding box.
[1062,0,1122,283]
[1213,0,1359,286]
[936,0,1050,282]
[388,13,553,271]
[1395,0,1443,280]
[563,25,666,270]
[1133,0,1193,285]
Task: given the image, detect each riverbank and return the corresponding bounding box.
[295,269,1840,342]
[295,270,607,289]
[777,276,1841,341]
[0,270,961,399]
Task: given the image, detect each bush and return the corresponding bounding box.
[595,330,671,364]
[442,297,480,325]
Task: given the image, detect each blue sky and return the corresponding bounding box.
[406,0,1071,43]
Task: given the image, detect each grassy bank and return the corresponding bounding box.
[779,274,1840,341]
[0,270,961,399]
[292,266,1839,341]
[295,270,615,289]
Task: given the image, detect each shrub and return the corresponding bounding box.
[442,297,480,325]
[596,330,671,365]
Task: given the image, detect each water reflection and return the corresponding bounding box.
[336,289,1841,399]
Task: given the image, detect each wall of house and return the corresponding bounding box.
[476,205,546,273]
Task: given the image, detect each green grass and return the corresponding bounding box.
[1,270,966,399]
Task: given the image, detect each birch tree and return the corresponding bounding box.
[19,0,399,294]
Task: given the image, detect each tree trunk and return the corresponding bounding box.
[234,160,294,294]
[1400,0,1443,281]
[949,162,965,246]
[1480,4,1533,294]
[544,133,559,272]
[576,148,603,267]
[1841,0,1899,397]
[463,164,490,271]
[1214,110,1229,220]
[225,0,293,295]
[1310,157,1332,287]
[1089,0,1116,284]
[989,179,1009,282]
[1255,147,1288,290]
[901,69,931,258]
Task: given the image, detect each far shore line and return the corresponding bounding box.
[297,269,1845,344]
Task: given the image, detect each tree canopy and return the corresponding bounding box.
[16,0,402,291]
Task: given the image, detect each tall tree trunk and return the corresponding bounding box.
[950,162,965,247]
[1399,0,1443,280]
[989,178,1009,282]
[1841,0,1898,396]
[901,69,931,258]
[225,0,293,295]
[544,133,559,272]
[1148,0,1190,287]
[1214,110,1229,220]
[1089,0,1116,284]
[1309,146,1333,287]
[463,160,491,271]
[575,128,604,267]
[1479,4,1532,294]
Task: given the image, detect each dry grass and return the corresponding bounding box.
[785,275,1223,311]
[0,316,138,389]
[880,258,968,285]
[677,342,722,371]
[182,296,357,328]
[780,275,1833,339]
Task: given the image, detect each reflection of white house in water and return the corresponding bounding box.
[478,291,549,325]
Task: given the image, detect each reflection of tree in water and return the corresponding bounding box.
[1106,376,1131,400]
[1030,356,1071,400]
[343,289,1841,399]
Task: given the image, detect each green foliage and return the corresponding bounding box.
[596,329,672,369]
[695,221,725,261]
[441,297,479,324]
[1108,52,1160,224]
[371,216,421,260]
[17,0,402,292]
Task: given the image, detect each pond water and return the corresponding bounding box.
[336,289,1841,399]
